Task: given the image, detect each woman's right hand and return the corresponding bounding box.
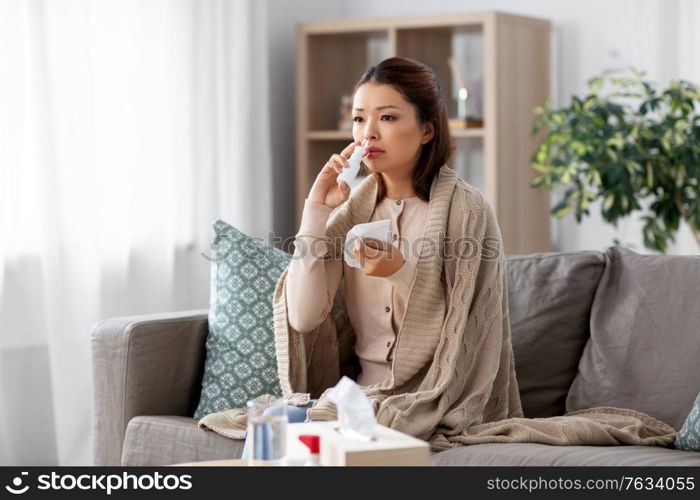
[308,140,362,209]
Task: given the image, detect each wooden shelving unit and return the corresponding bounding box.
[296,11,552,254]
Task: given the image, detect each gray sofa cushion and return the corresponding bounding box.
[194,220,291,419]
[506,251,606,418]
[566,246,700,431]
[431,443,700,466]
[121,416,244,466]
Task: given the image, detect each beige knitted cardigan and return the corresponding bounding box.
[199,165,677,451]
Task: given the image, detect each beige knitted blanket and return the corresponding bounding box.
[199,165,676,451]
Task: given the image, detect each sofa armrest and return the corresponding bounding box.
[91,309,209,466]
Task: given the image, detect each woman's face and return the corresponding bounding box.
[352,82,434,177]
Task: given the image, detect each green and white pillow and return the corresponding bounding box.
[675,392,700,451]
[193,219,292,419]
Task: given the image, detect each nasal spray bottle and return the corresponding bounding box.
[336,139,368,190]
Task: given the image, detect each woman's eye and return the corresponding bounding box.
[352,115,395,123]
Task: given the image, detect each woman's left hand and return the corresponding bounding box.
[352,238,405,277]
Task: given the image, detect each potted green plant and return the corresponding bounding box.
[530,68,700,253]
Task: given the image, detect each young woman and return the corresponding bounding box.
[232,57,671,457]
[242,55,450,459]
[286,57,452,388]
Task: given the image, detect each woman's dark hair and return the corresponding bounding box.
[354,56,455,203]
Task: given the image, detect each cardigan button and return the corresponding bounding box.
[385,306,391,313]
[396,200,402,205]
[386,341,391,347]
[392,233,397,241]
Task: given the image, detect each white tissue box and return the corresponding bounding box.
[287,421,430,466]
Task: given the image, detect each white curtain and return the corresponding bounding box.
[0,0,272,465]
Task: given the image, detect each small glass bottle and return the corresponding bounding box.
[297,435,320,466]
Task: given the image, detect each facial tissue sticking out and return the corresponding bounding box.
[327,376,377,441]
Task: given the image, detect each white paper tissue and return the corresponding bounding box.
[344,219,392,269]
[327,376,377,441]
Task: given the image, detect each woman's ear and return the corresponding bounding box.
[421,122,435,145]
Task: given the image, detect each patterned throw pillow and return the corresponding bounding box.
[193,219,292,419]
[675,392,700,451]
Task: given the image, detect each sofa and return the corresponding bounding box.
[91,246,700,466]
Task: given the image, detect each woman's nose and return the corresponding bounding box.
[363,120,379,140]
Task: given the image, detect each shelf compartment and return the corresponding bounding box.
[396,25,484,124]
[307,31,390,131]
